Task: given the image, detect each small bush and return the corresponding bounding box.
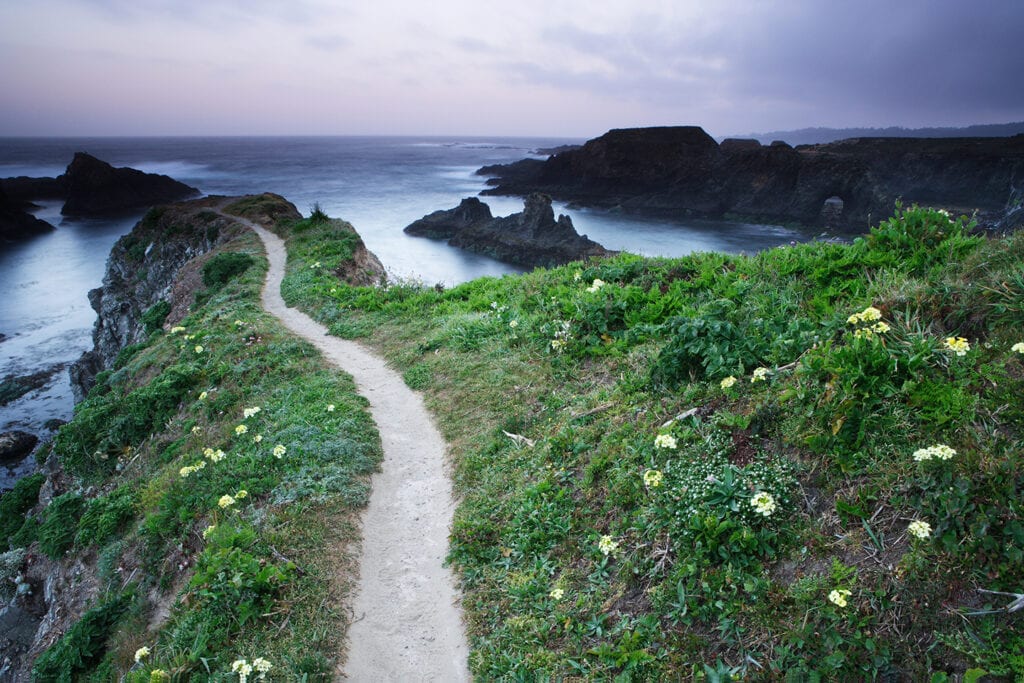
[32,592,133,681]
[1,472,44,548]
[202,251,256,290]
[38,492,86,559]
[140,300,171,336]
[75,486,138,549]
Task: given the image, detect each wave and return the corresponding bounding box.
[0,163,66,178]
[129,160,222,179]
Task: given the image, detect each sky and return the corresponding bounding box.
[2,0,1023,138]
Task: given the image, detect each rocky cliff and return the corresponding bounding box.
[68,198,250,399]
[479,127,1024,230]
[404,194,613,268]
[0,153,199,219]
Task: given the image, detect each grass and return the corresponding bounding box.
[8,201,382,681]
[10,197,1023,680]
[277,203,1024,681]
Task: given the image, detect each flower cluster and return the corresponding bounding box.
[598,535,619,556]
[242,406,261,418]
[232,657,272,682]
[219,494,236,509]
[235,424,248,435]
[750,491,777,517]
[720,376,737,389]
[272,444,287,458]
[912,444,956,461]
[180,461,207,478]
[203,447,226,462]
[170,326,187,334]
[549,320,572,353]
[135,646,151,663]
[654,433,677,450]
[198,391,209,400]
[751,367,770,383]
[944,336,970,356]
[150,671,169,682]
[847,305,890,340]
[847,305,882,325]
[194,345,204,354]
[828,589,851,608]
[907,519,932,539]
[643,469,664,488]
[202,524,216,539]
[586,278,606,293]
[327,403,336,412]
[1013,342,1024,354]
[549,587,564,600]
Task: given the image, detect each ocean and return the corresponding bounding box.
[0,136,803,486]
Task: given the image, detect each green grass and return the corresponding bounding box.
[17,198,1024,680]
[277,203,1024,681]
[14,204,383,680]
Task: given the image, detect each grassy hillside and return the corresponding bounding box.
[4,203,383,680]
[278,203,1024,681]
[7,198,1022,680]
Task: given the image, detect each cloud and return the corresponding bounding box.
[305,33,349,52]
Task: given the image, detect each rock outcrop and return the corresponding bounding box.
[0,153,199,219]
[69,198,249,399]
[0,431,38,465]
[0,186,54,241]
[479,127,1024,229]
[60,153,199,216]
[405,194,613,267]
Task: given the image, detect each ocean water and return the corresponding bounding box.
[0,136,803,486]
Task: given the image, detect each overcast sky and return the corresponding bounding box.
[2,0,1022,138]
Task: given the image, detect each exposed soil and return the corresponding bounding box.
[230,212,470,681]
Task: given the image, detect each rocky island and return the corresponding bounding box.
[404,193,612,268]
[0,152,199,226]
[478,126,1024,230]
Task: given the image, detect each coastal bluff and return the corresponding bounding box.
[478,126,1024,229]
[404,193,613,268]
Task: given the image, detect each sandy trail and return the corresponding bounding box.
[236,215,470,682]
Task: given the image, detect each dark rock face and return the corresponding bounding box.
[69,198,250,400]
[0,431,38,464]
[0,186,54,241]
[60,152,199,216]
[479,127,1024,229]
[404,197,493,239]
[404,193,613,268]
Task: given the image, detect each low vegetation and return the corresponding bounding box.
[6,198,1022,680]
[278,204,1023,680]
[7,221,381,680]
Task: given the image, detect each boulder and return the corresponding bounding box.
[0,431,38,465]
[60,152,199,217]
[404,197,493,239]
[0,186,54,241]
[405,194,613,268]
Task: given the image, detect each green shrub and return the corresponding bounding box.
[202,251,256,290]
[140,300,171,336]
[32,592,133,681]
[38,492,86,559]
[1,472,44,548]
[75,486,138,549]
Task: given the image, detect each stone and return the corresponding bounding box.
[0,431,38,464]
[60,152,199,216]
[405,193,613,268]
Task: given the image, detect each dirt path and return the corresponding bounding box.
[237,216,470,681]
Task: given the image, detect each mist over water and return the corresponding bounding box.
[0,136,803,484]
